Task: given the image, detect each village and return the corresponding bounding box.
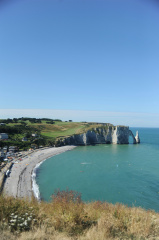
[0,127,45,193]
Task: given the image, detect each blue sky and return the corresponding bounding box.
[0,0,159,126]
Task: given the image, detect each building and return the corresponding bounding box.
[0,150,5,159]
[0,133,8,140]
[9,146,18,152]
[3,146,8,153]
[32,133,38,137]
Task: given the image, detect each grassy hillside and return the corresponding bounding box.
[0,118,113,149]
[40,121,87,138]
[2,120,89,138]
[0,191,159,240]
[40,122,112,138]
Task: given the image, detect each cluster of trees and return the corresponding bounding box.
[0,125,38,135]
[0,117,62,124]
[0,118,14,124]
[0,139,31,150]
[0,125,25,135]
[0,117,61,150]
[46,120,55,124]
[0,136,55,150]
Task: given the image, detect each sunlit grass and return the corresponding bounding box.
[3,120,113,141]
[41,126,85,138]
[1,191,159,239]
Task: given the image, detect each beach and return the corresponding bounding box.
[3,146,76,200]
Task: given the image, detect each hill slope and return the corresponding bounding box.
[0,118,113,149]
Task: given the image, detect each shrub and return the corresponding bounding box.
[0,196,38,232]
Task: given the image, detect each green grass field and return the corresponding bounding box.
[40,122,86,138]
[0,119,112,146]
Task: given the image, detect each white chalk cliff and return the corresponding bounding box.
[55,126,140,146]
[135,131,140,144]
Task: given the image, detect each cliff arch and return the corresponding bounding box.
[129,130,137,144]
[55,126,140,146]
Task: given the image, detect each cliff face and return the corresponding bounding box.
[55,126,140,146]
[135,131,140,143]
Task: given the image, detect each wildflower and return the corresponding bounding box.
[24,220,28,226]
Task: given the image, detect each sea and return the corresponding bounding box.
[33,128,159,212]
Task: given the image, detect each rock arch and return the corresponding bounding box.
[129,130,140,144]
[129,130,136,144]
[55,126,140,146]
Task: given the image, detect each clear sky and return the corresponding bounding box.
[0,0,159,126]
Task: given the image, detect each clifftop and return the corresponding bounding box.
[0,118,140,149]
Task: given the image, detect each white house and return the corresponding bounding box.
[32,133,38,137]
[0,133,8,140]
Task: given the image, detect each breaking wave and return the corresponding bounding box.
[32,159,47,201]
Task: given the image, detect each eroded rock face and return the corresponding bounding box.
[112,126,130,144]
[55,126,140,146]
[135,131,140,144]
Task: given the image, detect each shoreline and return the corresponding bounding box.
[31,157,49,200]
[3,146,76,200]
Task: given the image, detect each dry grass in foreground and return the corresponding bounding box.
[0,190,159,240]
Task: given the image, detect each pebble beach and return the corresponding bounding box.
[3,146,76,200]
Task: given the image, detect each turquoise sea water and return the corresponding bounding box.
[36,128,159,211]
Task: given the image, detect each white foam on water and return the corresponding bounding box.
[32,159,47,201]
[31,147,76,201]
[81,162,91,164]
